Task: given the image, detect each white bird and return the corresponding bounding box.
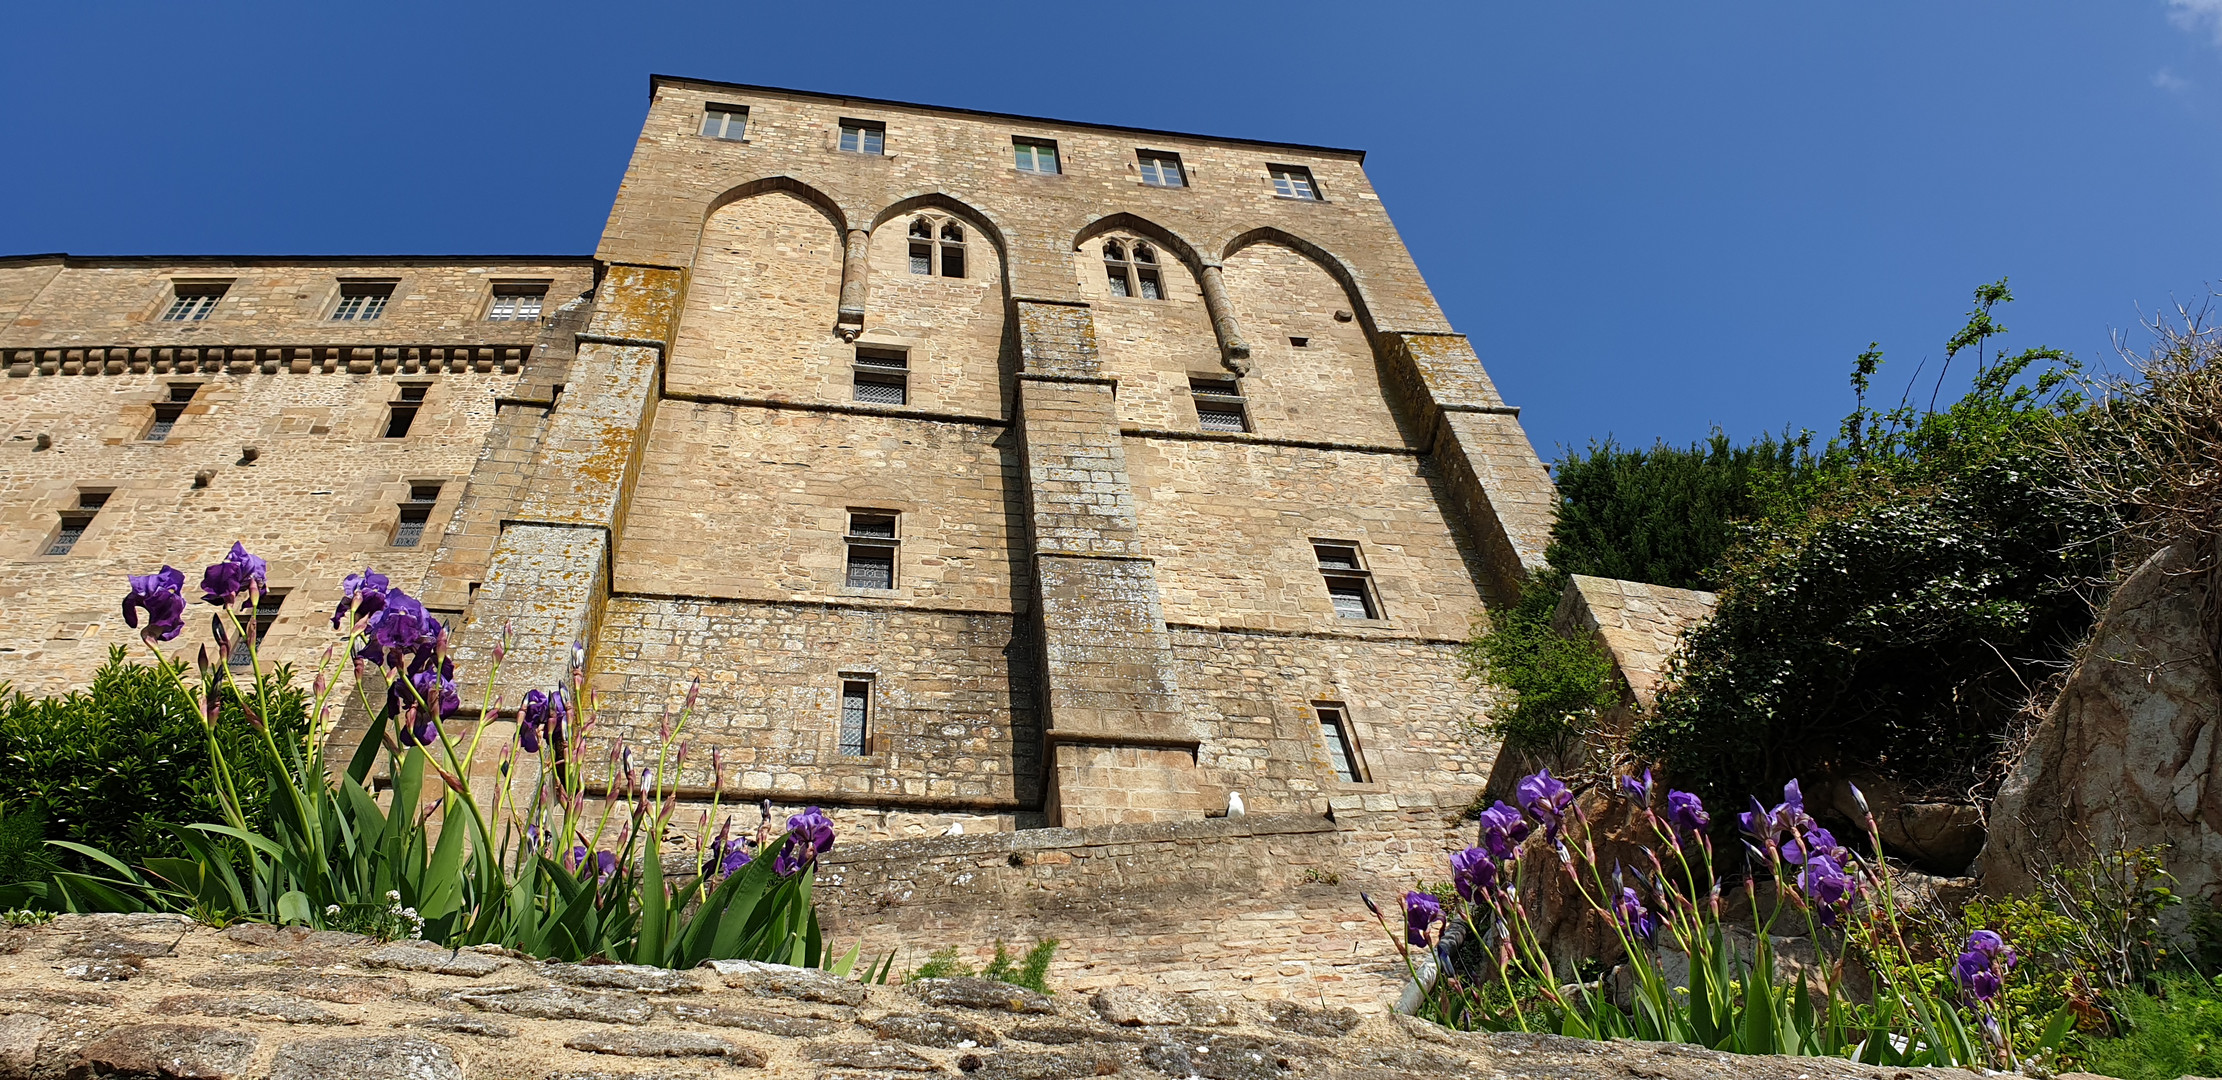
[1226,792,1246,819]
[944,822,965,836]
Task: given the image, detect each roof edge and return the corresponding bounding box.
[648,74,1368,163]
[0,253,599,267]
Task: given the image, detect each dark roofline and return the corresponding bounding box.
[650,74,1368,163]
[0,253,598,267]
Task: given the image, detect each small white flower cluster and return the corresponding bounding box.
[322,889,424,941]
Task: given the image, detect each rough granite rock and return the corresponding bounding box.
[393,1014,517,1038]
[709,959,871,1007]
[363,945,507,978]
[266,1035,463,1080]
[0,1013,49,1078]
[808,1041,943,1071]
[1264,1002,1360,1038]
[907,978,1057,1015]
[665,1000,840,1037]
[67,1023,259,1080]
[872,1011,1000,1048]
[564,1028,764,1064]
[1090,986,1184,1026]
[183,970,407,1002]
[153,994,358,1026]
[546,962,704,994]
[962,1047,1130,1080]
[453,985,654,1024]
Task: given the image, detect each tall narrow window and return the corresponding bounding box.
[1316,703,1364,782]
[487,283,547,321]
[145,384,199,442]
[1315,543,1381,620]
[385,383,428,438]
[228,591,287,668]
[1137,150,1186,188]
[1269,164,1320,200]
[392,483,440,548]
[838,119,885,154]
[938,222,965,279]
[700,103,748,140]
[853,347,908,405]
[46,490,109,556]
[905,217,966,278]
[161,282,228,322]
[844,511,898,589]
[1102,240,1164,300]
[839,678,872,756]
[331,282,394,322]
[1013,137,1060,175]
[1190,377,1249,433]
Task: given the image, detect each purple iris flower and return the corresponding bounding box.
[1403,891,1441,946]
[360,589,440,668]
[1451,846,1496,902]
[1956,947,2004,1003]
[1621,768,1653,802]
[702,819,753,877]
[1796,853,1856,922]
[569,846,620,882]
[1615,886,1659,942]
[199,542,268,606]
[772,807,837,876]
[1967,929,2008,957]
[1666,790,1709,836]
[122,566,188,643]
[1784,825,1842,866]
[1517,768,1575,840]
[519,689,553,753]
[1476,800,1531,861]
[331,567,390,629]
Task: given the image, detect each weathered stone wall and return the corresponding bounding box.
[1557,574,1718,710]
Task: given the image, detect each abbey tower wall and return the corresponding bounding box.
[0,77,1558,847]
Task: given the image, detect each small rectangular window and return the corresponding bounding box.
[1316,704,1364,782]
[838,119,885,154]
[845,511,898,589]
[909,243,932,276]
[487,283,547,321]
[145,403,185,442]
[45,491,109,556]
[331,282,395,322]
[1137,150,1186,188]
[1269,164,1320,200]
[1013,138,1060,175]
[1315,543,1380,620]
[161,283,228,322]
[392,484,440,548]
[1106,266,1131,297]
[228,591,287,668]
[700,103,748,140]
[854,348,908,406]
[839,678,872,756]
[384,391,426,438]
[1191,377,1248,434]
[1136,269,1162,300]
[1289,337,1309,348]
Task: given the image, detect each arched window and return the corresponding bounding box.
[1102,237,1163,300]
[906,216,966,278]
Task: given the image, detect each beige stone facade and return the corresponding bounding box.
[0,77,1559,842]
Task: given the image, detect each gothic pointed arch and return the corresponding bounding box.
[1221,226,1378,336]
[1072,213,1205,278]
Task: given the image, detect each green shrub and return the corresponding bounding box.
[0,801,58,887]
[1459,569,1620,756]
[1547,431,1820,591]
[909,939,1059,992]
[2079,976,2222,1080]
[1635,281,2116,802]
[0,648,306,877]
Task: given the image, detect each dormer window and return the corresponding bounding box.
[161,282,228,322]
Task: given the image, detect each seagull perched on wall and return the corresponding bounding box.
[1227,792,1245,819]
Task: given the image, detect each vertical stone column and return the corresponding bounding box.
[450,265,683,706]
[1378,331,1557,595]
[1012,299,1206,827]
[836,228,869,334]
[1195,263,1251,369]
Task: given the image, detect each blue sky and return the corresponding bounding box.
[4,2,2220,460]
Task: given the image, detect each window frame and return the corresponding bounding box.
[160,281,231,322]
[837,675,875,757]
[391,482,441,548]
[904,216,967,279]
[1013,137,1061,175]
[330,280,397,322]
[1189,376,1250,433]
[1268,163,1322,201]
[699,103,749,141]
[44,490,111,557]
[1313,702,1368,783]
[1136,149,1186,188]
[486,281,550,322]
[1101,238,1167,300]
[843,509,900,591]
[838,118,886,155]
[383,382,430,439]
[853,346,909,406]
[1314,541,1384,621]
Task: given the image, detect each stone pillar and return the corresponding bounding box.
[449,265,683,706]
[1011,299,1206,827]
[1377,331,1557,597]
[1195,263,1251,370]
[837,228,869,334]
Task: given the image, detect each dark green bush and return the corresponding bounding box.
[2079,976,2222,1080]
[1548,431,1819,591]
[1634,281,2117,802]
[1459,569,1620,756]
[0,647,307,879]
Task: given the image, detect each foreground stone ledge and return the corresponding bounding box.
[0,915,2060,1079]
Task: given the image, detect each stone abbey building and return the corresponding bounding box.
[0,76,1556,840]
